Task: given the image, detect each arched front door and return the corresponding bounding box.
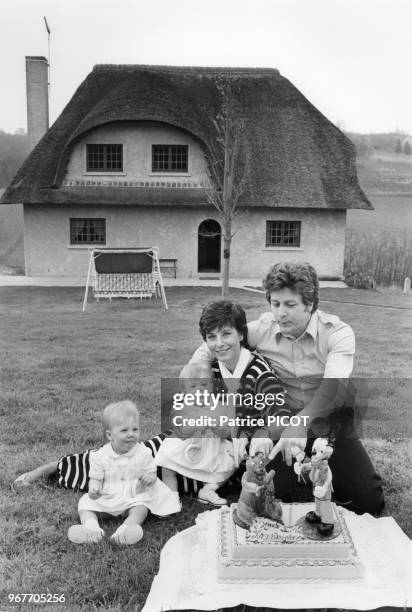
[198,219,221,273]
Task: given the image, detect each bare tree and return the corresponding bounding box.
[204,78,249,297]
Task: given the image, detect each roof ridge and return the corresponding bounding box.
[92,64,280,76]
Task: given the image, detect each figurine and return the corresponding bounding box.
[233,452,283,529]
[294,437,335,536]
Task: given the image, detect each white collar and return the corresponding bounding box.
[218,347,251,379]
[106,442,138,459]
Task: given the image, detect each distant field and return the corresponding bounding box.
[369,151,412,165]
[346,193,412,287]
[347,193,412,233]
[356,150,412,192]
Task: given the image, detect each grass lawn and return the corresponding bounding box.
[1,285,411,612]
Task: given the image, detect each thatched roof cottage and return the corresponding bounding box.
[1,61,371,278]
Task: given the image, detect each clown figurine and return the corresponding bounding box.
[294,438,335,536]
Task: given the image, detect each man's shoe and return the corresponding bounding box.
[305,511,322,524]
[317,522,334,536]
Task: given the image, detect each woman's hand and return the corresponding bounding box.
[249,434,273,458]
[88,479,102,499]
[268,423,307,466]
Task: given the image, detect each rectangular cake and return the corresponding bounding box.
[217,503,364,581]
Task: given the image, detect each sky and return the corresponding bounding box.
[0,0,411,135]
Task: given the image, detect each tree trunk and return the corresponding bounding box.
[221,220,231,297]
[220,123,233,298]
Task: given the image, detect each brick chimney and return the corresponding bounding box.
[26,56,49,151]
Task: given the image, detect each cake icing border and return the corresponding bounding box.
[217,505,364,582]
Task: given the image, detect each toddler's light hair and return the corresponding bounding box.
[102,400,140,430]
[179,363,212,392]
[179,362,211,381]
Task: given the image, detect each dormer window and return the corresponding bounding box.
[86,144,123,172]
[152,145,188,172]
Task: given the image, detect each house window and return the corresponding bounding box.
[152,145,188,172]
[86,144,123,171]
[70,218,106,244]
[266,221,301,247]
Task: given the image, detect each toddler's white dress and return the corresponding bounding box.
[155,433,236,484]
[155,348,257,483]
[78,442,180,516]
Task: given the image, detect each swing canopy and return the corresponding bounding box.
[82,247,168,311]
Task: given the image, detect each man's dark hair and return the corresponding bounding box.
[263,262,319,312]
[199,300,249,346]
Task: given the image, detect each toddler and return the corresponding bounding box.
[155,363,237,506]
[68,400,180,545]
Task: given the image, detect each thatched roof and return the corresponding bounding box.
[1,64,371,210]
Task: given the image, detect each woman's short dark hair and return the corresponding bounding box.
[199,300,249,346]
[263,262,319,312]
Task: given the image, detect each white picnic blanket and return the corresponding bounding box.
[142,507,412,612]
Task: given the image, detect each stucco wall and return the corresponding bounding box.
[65,122,208,183]
[23,204,346,278]
[230,209,346,278]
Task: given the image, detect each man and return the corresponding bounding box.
[191,261,384,515]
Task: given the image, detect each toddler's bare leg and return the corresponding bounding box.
[161,467,179,491]
[124,505,149,526]
[68,510,104,544]
[79,509,102,527]
[111,505,148,545]
[12,461,59,489]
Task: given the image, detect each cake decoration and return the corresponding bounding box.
[294,437,336,536]
[246,518,305,544]
[233,451,283,529]
[213,437,364,581]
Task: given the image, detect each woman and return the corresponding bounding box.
[198,300,290,447]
